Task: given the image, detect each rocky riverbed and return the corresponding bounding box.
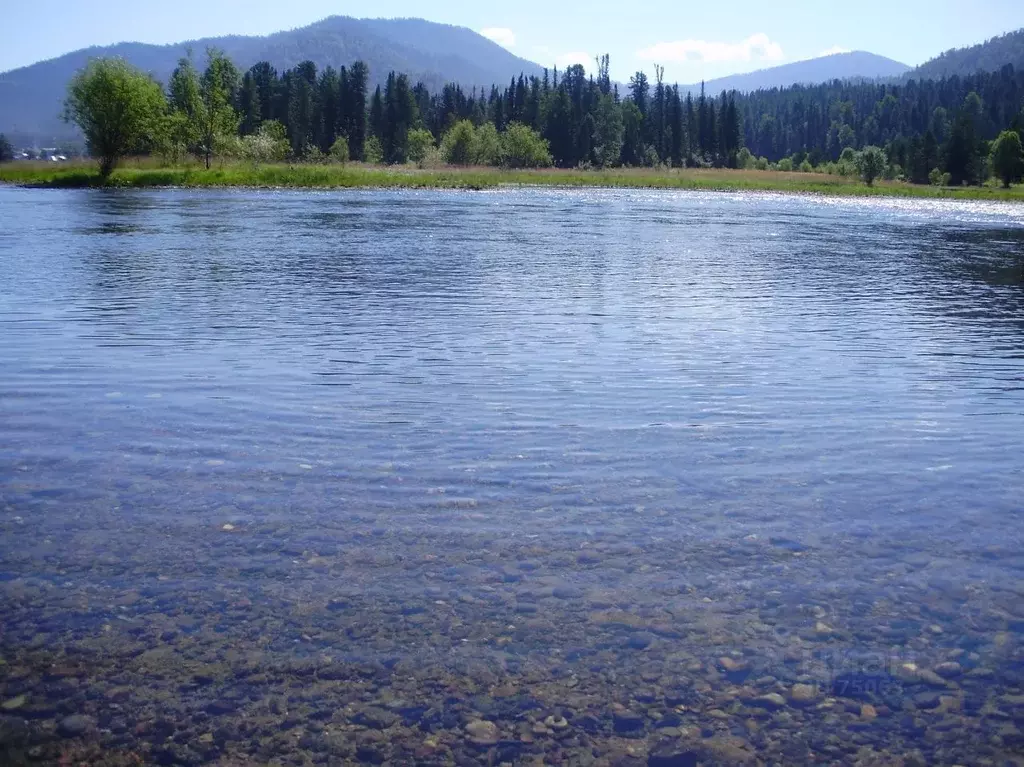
[3,515,1024,766]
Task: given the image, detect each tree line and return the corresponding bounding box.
[738,64,1024,185]
[227,52,744,169]
[52,49,1024,186]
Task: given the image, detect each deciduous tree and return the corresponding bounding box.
[64,58,167,176]
[197,49,240,168]
[991,129,1024,187]
[405,128,433,164]
[856,145,887,185]
[441,120,476,165]
[499,123,552,168]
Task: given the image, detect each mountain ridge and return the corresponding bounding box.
[681,51,910,95]
[4,19,1024,145]
[909,28,1024,80]
[0,16,544,142]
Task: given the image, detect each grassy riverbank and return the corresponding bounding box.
[3,159,1024,200]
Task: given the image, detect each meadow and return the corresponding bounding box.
[3,158,1024,201]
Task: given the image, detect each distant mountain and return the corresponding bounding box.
[910,28,1024,80]
[0,16,543,143]
[681,51,911,95]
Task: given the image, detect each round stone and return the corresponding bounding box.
[57,715,95,738]
[789,683,818,706]
[465,719,499,746]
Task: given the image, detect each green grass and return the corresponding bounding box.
[3,160,1024,201]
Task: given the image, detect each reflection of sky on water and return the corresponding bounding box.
[2,186,1024,761]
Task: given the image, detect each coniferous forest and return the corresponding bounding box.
[11,48,1024,188]
[193,49,1024,184]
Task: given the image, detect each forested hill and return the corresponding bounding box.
[911,28,1024,80]
[0,16,543,142]
[683,51,909,95]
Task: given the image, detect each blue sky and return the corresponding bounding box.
[3,0,1023,82]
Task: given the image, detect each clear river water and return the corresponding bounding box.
[2,186,1024,765]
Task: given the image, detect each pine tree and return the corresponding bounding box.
[629,72,649,117]
[685,93,696,166]
[652,65,666,162]
[381,72,418,164]
[621,100,644,166]
[0,133,13,163]
[595,54,611,96]
[238,71,261,135]
[543,87,573,167]
[575,112,596,166]
[287,61,317,157]
[697,83,708,158]
[317,66,340,153]
[247,62,278,127]
[345,62,369,161]
[945,112,978,185]
[668,86,684,168]
[369,85,384,142]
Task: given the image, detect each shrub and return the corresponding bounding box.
[755,156,769,171]
[417,145,445,169]
[259,120,288,143]
[856,146,887,185]
[736,147,754,169]
[405,128,434,164]
[363,135,384,165]
[304,146,326,164]
[499,123,552,168]
[441,120,476,165]
[472,123,501,165]
[799,160,813,173]
[238,124,289,164]
[329,136,350,164]
[928,167,952,186]
[214,134,244,161]
[777,157,793,172]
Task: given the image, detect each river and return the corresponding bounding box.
[2,186,1024,764]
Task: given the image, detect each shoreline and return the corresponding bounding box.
[3,163,1024,201]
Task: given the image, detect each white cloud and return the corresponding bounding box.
[636,33,784,65]
[480,27,516,48]
[555,51,593,69]
[819,45,852,57]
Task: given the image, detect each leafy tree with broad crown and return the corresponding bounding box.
[499,123,552,168]
[198,49,240,168]
[64,57,167,177]
[990,129,1024,187]
[441,120,476,165]
[472,123,500,165]
[0,134,14,163]
[166,54,203,163]
[405,128,433,164]
[856,145,887,186]
[329,136,350,164]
